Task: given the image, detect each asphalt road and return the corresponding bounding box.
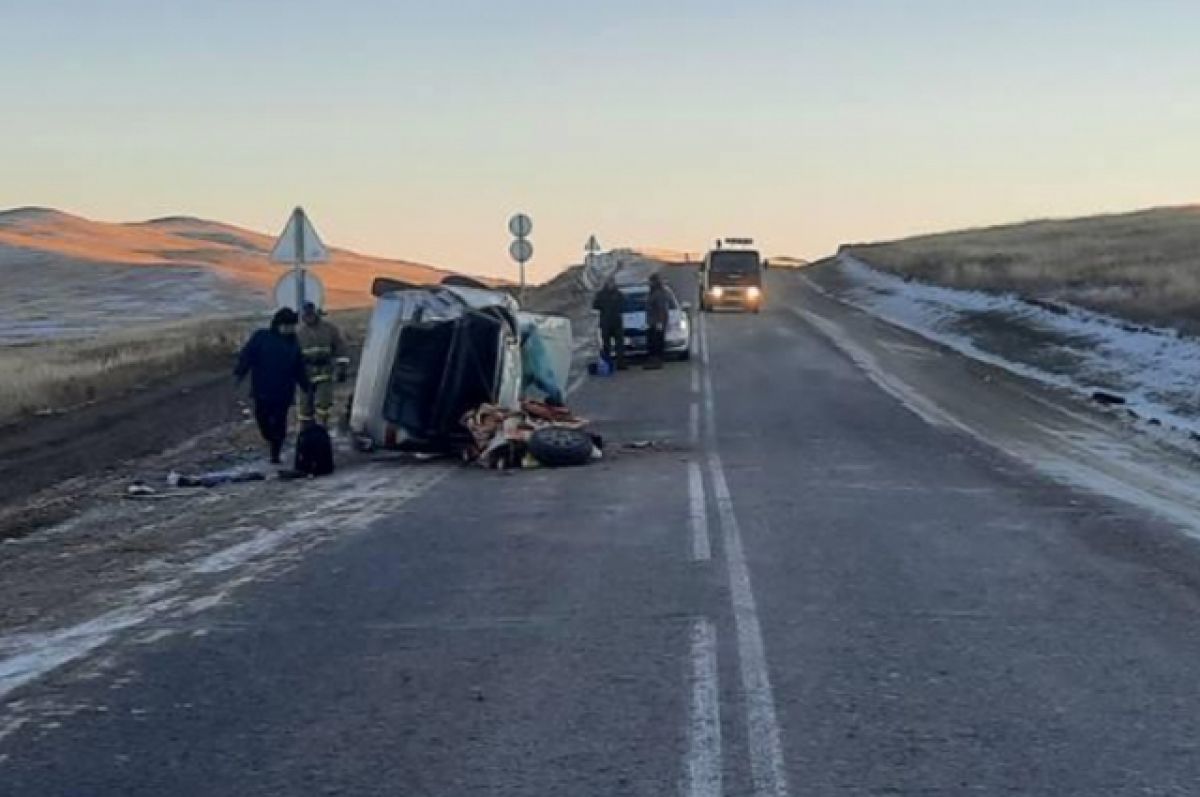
[5,267,1200,795]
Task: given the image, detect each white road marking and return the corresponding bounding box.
[688,461,712,562]
[798,308,970,434]
[691,361,701,395]
[685,617,722,797]
[689,402,701,447]
[699,316,791,797]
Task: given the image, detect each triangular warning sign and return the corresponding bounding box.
[270,207,330,265]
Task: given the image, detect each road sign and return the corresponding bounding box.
[273,271,326,311]
[585,234,601,254]
[271,207,329,265]
[508,213,532,239]
[509,238,534,264]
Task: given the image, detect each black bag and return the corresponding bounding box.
[294,424,335,477]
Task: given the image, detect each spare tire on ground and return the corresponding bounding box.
[528,427,594,468]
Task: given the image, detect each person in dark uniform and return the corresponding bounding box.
[645,273,670,370]
[592,277,627,370]
[234,308,311,463]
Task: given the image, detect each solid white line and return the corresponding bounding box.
[688,461,712,562]
[686,617,723,797]
[699,317,790,797]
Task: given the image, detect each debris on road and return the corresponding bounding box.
[1092,390,1127,407]
[462,400,596,470]
[166,469,266,489]
[527,426,597,468]
[124,482,200,502]
[126,482,157,498]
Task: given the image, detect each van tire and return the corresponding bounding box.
[528,427,594,468]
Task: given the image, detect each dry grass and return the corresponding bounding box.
[0,317,252,422]
[0,309,371,425]
[842,205,1200,333]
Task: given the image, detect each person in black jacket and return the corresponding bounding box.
[592,277,626,370]
[234,308,311,463]
[645,273,670,370]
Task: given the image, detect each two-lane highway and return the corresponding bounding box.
[4,266,1200,795]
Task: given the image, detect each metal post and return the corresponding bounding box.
[519,261,526,307]
[293,208,306,309]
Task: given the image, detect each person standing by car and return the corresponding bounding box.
[645,273,670,370]
[234,308,311,464]
[592,277,626,370]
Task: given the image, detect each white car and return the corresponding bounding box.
[617,283,692,361]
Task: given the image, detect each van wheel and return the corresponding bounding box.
[528,427,594,468]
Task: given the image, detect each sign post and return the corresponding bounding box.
[508,213,533,305]
[582,234,604,290]
[270,206,330,310]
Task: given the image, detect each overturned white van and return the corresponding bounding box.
[350,279,571,452]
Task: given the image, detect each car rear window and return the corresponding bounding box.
[621,291,648,312]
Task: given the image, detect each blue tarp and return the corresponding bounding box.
[520,323,564,406]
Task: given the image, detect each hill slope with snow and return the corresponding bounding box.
[0,208,457,342]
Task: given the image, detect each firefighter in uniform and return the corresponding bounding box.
[296,302,346,427]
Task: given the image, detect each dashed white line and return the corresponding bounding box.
[688,461,712,562]
[685,617,722,797]
[689,402,701,447]
[699,313,791,797]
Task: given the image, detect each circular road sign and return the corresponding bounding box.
[509,238,534,264]
[273,271,326,312]
[508,213,532,238]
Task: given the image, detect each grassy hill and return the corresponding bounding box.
[0,207,454,308]
[841,205,1200,333]
[0,207,466,344]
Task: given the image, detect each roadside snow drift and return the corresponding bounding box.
[812,256,1200,439]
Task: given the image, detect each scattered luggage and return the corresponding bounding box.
[294,423,335,477]
[462,400,598,470]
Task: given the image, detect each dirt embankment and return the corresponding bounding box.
[0,369,243,538]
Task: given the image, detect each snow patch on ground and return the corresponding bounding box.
[0,464,449,703]
[823,256,1200,439]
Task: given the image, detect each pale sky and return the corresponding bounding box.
[3,1,1199,281]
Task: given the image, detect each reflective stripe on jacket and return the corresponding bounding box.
[297,320,345,374]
